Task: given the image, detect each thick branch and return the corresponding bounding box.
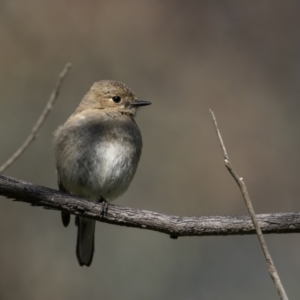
[0,175,299,237]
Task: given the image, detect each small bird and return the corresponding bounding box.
[53,80,151,266]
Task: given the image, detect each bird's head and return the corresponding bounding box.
[76,80,151,116]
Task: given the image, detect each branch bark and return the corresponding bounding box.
[0,174,299,237]
[210,110,289,300]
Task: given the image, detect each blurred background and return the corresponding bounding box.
[0,1,300,299]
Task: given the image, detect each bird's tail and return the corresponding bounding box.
[76,217,95,267]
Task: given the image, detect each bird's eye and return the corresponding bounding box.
[112,96,121,103]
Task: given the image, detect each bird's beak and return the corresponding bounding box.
[132,100,152,107]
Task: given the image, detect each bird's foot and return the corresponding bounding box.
[97,196,109,216]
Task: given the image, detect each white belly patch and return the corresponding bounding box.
[90,141,137,199]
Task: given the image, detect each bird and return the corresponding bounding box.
[53,80,151,266]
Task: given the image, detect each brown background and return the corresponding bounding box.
[0,1,300,299]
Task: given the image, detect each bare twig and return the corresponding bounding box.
[1,174,300,237]
[210,110,288,300]
[0,63,72,174]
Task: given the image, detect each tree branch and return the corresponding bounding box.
[0,63,72,174]
[0,174,299,237]
[210,110,289,300]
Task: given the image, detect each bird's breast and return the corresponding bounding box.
[85,138,141,200]
[55,114,143,200]
[95,139,138,182]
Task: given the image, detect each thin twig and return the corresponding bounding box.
[1,175,300,237]
[0,63,72,174]
[210,109,288,300]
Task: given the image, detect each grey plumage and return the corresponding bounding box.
[53,80,150,266]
